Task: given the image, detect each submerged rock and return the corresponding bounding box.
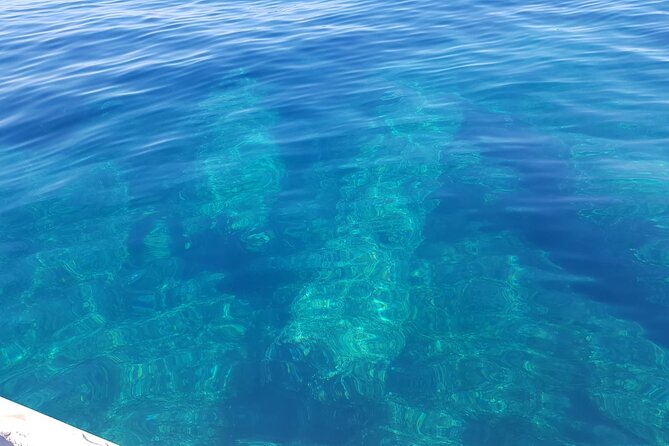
[268,80,462,403]
[182,78,284,252]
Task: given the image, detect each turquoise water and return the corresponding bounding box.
[1,0,669,444]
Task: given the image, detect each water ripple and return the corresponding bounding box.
[1,0,669,444]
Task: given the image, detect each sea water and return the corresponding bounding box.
[1,0,669,444]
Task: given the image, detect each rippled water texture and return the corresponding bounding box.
[1,0,669,444]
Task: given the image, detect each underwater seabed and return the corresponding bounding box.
[105,75,295,443]
[264,80,463,403]
[373,229,669,445]
[233,84,669,445]
[359,110,669,445]
[253,237,669,445]
[1,71,668,445]
[0,162,134,435]
[0,162,131,340]
[463,95,669,310]
[0,74,286,443]
[180,77,284,252]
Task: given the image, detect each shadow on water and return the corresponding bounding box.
[426,106,669,347]
[221,388,379,445]
[230,303,382,441]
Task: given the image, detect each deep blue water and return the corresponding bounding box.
[2,0,669,444]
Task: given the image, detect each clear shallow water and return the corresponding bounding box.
[1,0,669,444]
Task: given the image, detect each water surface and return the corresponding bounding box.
[1,0,669,444]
